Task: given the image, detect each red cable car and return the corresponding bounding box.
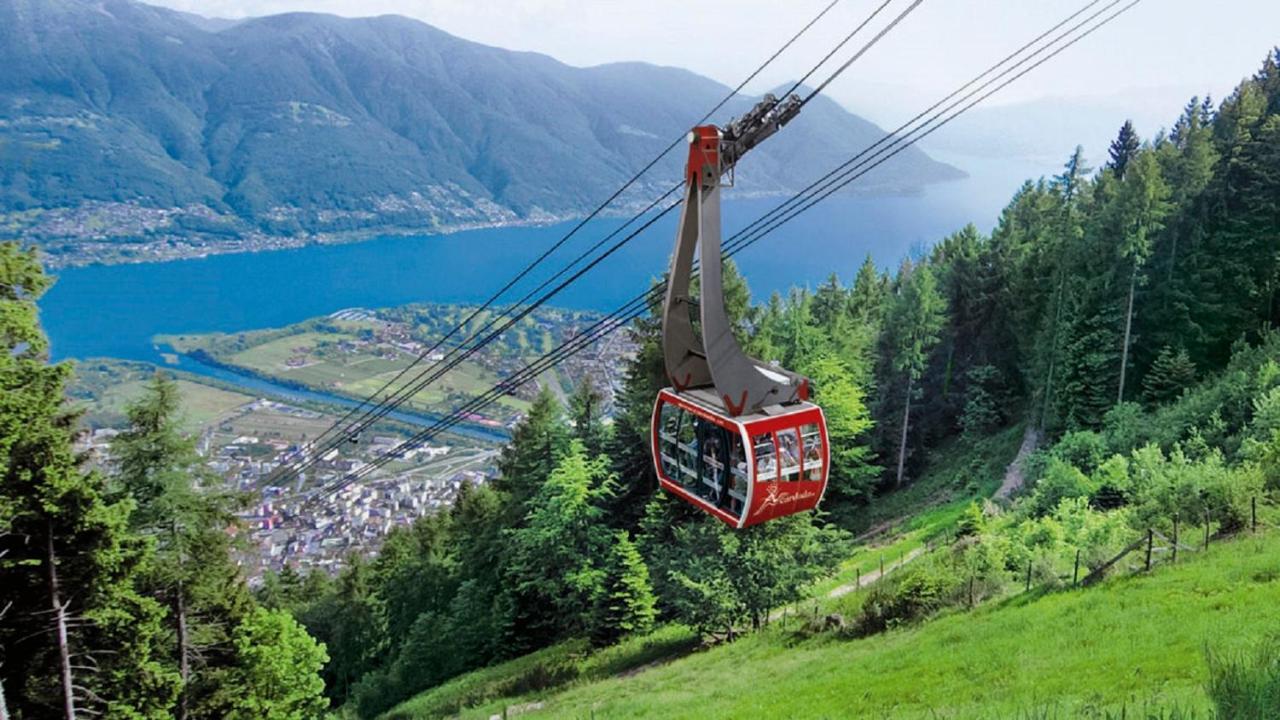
[651,388,828,528]
[650,94,829,527]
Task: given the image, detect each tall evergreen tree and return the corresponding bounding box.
[504,441,613,645]
[882,262,946,487]
[568,375,607,460]
[112,373,255,720]
[801,355,877,506]
[218,607,329,720]
[494,385,569,522]
[1142,344,1197,405]
[0,243,179,719]
[1113,150,1172,403]
[1108,120,1141,178]
[589,531,657,647]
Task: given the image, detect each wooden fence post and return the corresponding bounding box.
[1172,513,1179,564]
[880,555,885,577]
[855,567,860,589]
[1144,529,1154,572]
[1073,549,1081,586]
[1252,496,1258,533]
[968,575,975,608]
[1025,559,1032,592]
[1204,510,1211,551]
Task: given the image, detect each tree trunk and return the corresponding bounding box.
[175,579,189,720]
[1039,272,1068,430]
[1117,266,1138,404]
[895,376,914,489]
[173,522,190,720]
[46,528,76,720]
[1,675,11,720]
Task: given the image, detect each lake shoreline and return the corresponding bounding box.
[32,182,952,271]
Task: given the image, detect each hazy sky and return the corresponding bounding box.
[148,0,1278,127]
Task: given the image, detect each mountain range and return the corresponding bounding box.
[0,0,963,263]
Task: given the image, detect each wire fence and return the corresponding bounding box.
[1030,495,1275,592]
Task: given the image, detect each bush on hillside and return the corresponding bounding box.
[1052,430,1109,475]
[1126,445,1263,534]
[1029,456,1097,516]
[853,557,964,636]
[1103,402,1149,456]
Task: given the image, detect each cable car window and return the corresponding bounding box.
[777,428,801,481]
[752,433,776,482]
[676,408,698,487]
[659,403,681,479]
[801,422,823,481]
[726,432,746,515]
[699,424,726,503]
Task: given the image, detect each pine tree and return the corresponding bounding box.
[603,290,664,534]
[1113,150,1172,403]
[504,441,613,644]
[883,261,946,487]
[801,355,877,506]
[850,254,887,327]
[0,242,179,719]
[494,385,569,521]
[810,272,847,334]
[112,373,255,720]
[589,531,657,647]
[568,375,607,459]
[1142,345,1197,405]
[1108,120,1141,178]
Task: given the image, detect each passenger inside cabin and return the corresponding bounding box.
[778,429,800,480]
[753,433,776,481]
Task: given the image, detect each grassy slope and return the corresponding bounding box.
[379,422,1275,719]
[452,532,1277,719]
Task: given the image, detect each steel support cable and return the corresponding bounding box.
[307,0,1142,502]
[780,0,895,99]
[284,0,850,463]
[799,0,924,106]
[273,0,864,479]
[273,0,910,483]
[726,0,1134,259]
[271,184,683,485]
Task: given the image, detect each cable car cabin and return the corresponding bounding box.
[651,388,828,528]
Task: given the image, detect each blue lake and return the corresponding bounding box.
[40,152,1053,366]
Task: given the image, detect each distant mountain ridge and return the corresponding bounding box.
[0,0,963,264]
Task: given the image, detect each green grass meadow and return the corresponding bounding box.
[379,529,1279,719]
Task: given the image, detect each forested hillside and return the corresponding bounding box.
[1,47,1277,720]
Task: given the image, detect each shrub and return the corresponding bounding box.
[1242,429,1280,491]
[1206,637,1280,719]
[1126,445,1262,534]
[1089,454,1131,509]
[1052,430,1109,475]
[1103,402,1148,456]
[1030,456,1097,516]
[853,557,963,636]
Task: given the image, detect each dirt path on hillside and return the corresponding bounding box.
[821,426,1042,602]
[827,546,927,599]
[995,426,1041,499]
